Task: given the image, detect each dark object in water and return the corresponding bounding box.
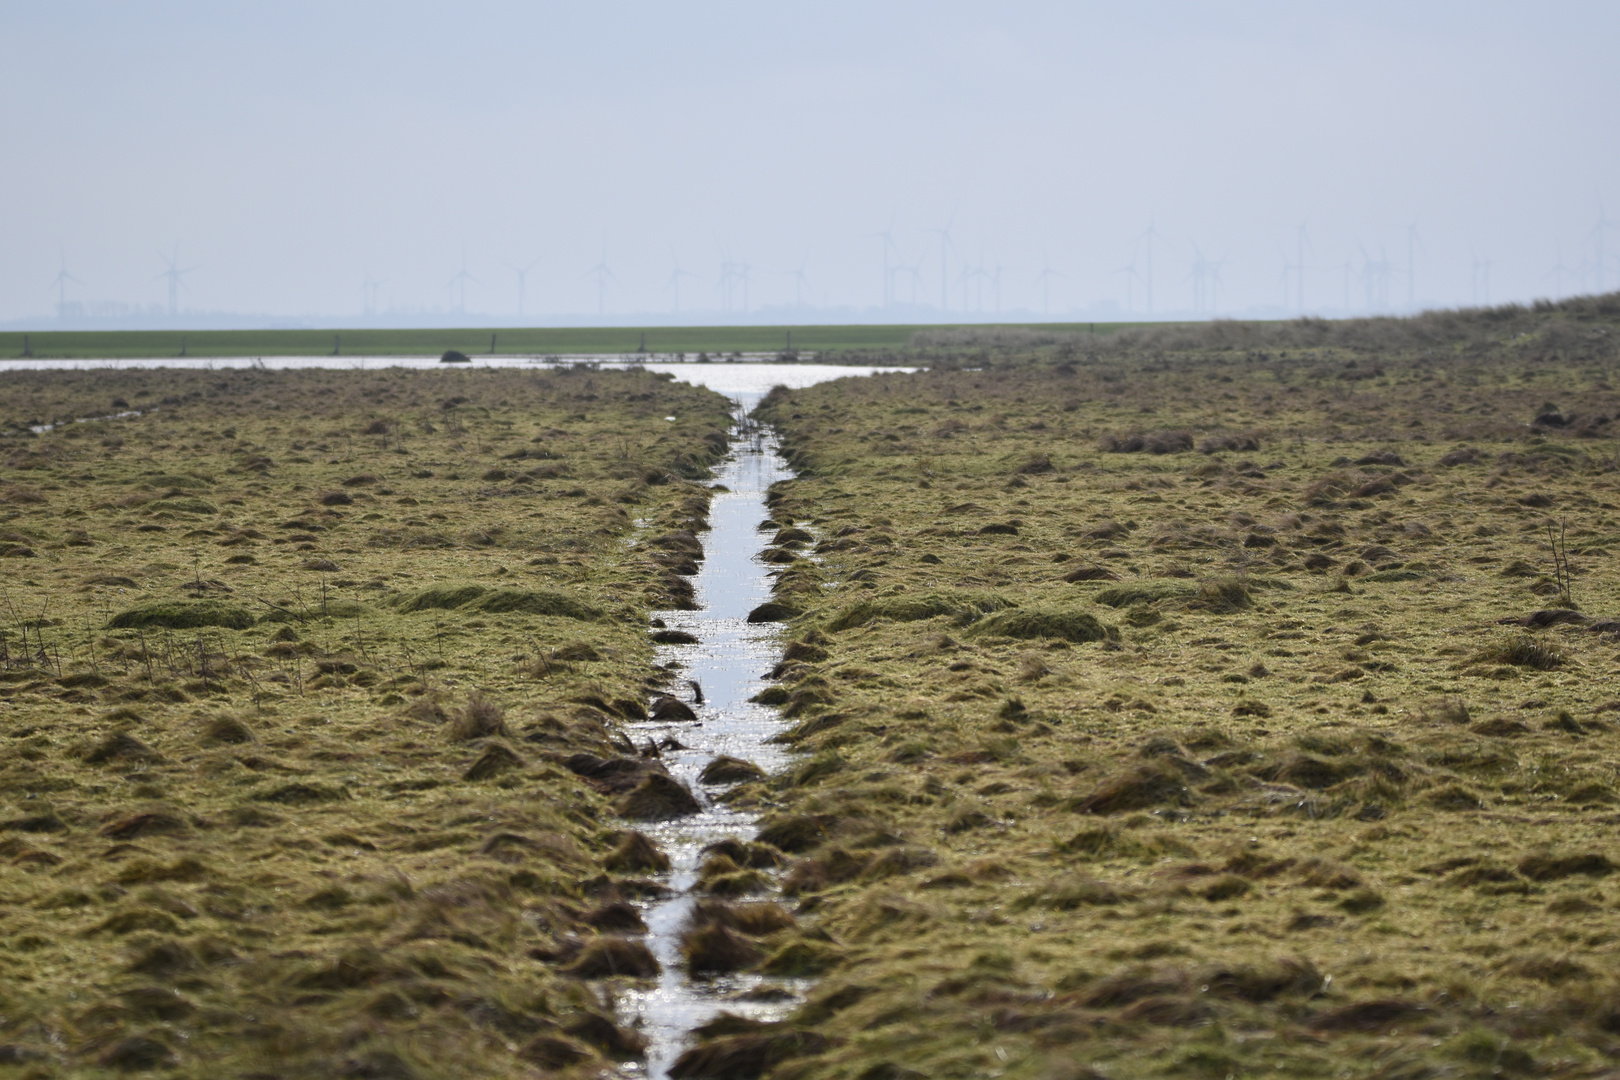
[583,901,649,934]
[563,1011,648,1061]
[563,936,661,979]
[440,349,471,364]
[653,629,701,644]
[651,695,699,722]
[682,921,763,975]
[619,773,702,820]
[604,831,671,873]
[669,1028,832,1079]
[747,602,800,623]
[700,756,766,785]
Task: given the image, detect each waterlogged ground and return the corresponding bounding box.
[8,300,1620,1080]
[620,422,808,1077]
[675,301,1620,1079]
[0,365,764,1077]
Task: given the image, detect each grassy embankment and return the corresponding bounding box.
[674,294,1620,1079]
[0,323,1130,362]
[0,366,747,1077]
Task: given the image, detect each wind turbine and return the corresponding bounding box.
[155,245,196,318]
[1036,252,1061,318]
[926,219,954,311]
[361,271,383,316]
[1470,246,1491,306]
[866,222,898,308]
[788,258,812,309]
[1406,223,1422,309]
[1286,223,1313,312]
[1113,262,1141,315]
[587,251,616,316]
[717,254,734,312]
[1359,244,1398,311]
[1277,229,1310,313]
[955,263,975,316]
[1135,224,1168,315]
[506,258,539,318]
[972,246,992,313]
[1545,243,1575,300]
[667,253,698,314]
[903,262,925,306]
[1589,201,1620,293]
[1208,256,1227,314]
[49,245,83,315]
[1187,245,1226,315]
[447,250,478,314]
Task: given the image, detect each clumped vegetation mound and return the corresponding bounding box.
[107,600,257,630]
[0,365,733,1078]
[965,606,1116,643]
[746,297,1620,1079]
[825,590,1010,631]
[1098,429,1194,454]
[387,583,602,619]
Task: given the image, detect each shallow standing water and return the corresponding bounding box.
[617,412,803,1077]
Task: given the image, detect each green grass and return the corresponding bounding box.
[0,364,739,1078]
[0,322,1136,360]
[729,302,1620,1079]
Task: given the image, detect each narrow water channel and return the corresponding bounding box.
[618,410,804,1078]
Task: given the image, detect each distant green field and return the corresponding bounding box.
[0,322,1132,360]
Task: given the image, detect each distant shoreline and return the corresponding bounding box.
[0,322,1133,361]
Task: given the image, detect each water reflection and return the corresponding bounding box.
[0,355,911,412]
[619,418,804,1078]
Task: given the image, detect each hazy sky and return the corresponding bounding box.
[4,1,1618,325]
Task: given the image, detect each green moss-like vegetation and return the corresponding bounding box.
[108,600,256,629]
[0,364,735,1078]
[143,496,219,515]
[471,587,603,619]
[1091,581,1195,606]
[713,293,1620,1080]
[385,583,601,619]
[385,583,491,611]
[964,606,1116,642]
[824,590,1009,631]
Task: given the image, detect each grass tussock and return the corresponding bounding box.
[107,601,256,630]
[1098,429,1195,454]
[964,607,1117,643]
[742,305,1620,1079]
[1476,634,1567,670]
[388,583,601,619]
[825,590,1011,631]
[0,364,738,1079]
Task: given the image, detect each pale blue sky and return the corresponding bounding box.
[3,1,1617,325]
